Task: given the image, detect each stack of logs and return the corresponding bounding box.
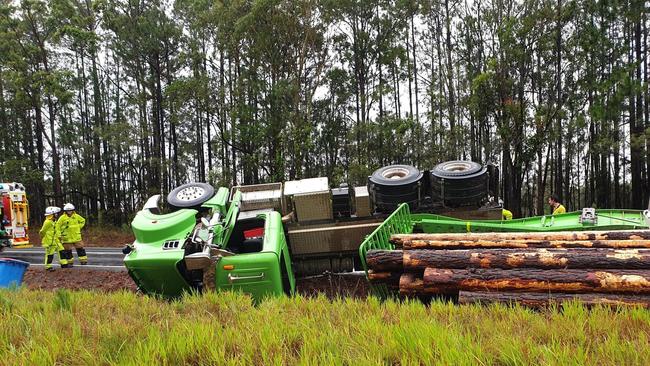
[366,230,650,307]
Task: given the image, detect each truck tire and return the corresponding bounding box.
[167,182,215,209]
[431,160,488,206]
[368,165,423,212]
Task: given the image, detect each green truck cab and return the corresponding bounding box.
[124,184,295,301]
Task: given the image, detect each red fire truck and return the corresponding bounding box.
[0,183,30,249]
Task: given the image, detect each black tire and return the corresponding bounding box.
[368,165,423,212]
[370,165,423,186]
[431,160,488,206]
[431,160,483,178]
[167,182,215,209]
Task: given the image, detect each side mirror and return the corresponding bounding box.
[122,244,134,255]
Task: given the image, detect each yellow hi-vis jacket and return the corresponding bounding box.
[56,212,86,243]
[40,217,61,248]
[552,204,566,215]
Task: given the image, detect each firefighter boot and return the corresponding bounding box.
[59,251,70,268]
[45,254,55,271]
[76,247,87,265]
[66,249,75,267]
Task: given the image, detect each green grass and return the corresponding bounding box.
[1,289,649,365]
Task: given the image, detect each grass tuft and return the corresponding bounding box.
[53,289,73,312]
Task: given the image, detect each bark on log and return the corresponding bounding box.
[400,239,650,250]
[366,250,403,271]
[399,273,448,296]
[392,230,650,246]
[399,273,423,296]
[367,270,401,287]
[458,291,650,308]
[423,268,650,294]
[404,249,650,270]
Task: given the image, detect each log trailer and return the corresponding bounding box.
[0,183,30,249]
[360,202,650,306]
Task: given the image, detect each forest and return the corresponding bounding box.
[0,0,648,225]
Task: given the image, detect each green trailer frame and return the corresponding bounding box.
[359,204,650,297]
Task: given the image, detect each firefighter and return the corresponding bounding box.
[40,206,68,271]
[57,203,87,266]
[502,208,513,220]
[548,194,566,215]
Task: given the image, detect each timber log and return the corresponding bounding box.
[423,268,650,294]
[458,291,650,308]
[402,248,650,270]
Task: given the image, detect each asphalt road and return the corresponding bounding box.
[2,247,126,271]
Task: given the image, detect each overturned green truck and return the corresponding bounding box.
[124,161,499,300]
[122,161,650,302]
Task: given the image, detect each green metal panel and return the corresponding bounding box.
[358,203,413,298]
[202,186,229,214]
[415,209,648,233]
[215,252,283,302]
[221,190,242,245]
[216,211,295,302]
[131,208,197,244]
[125,208,197,298]
[125,248,190,298]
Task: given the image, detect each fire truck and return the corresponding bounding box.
[0,183,30,249]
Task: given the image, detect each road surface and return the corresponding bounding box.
[2,247,126,271]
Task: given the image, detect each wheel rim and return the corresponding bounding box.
[382,167,410,180]
[176,186,205,201]
[442,161,473,172]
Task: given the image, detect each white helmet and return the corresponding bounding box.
[45,206,61,216]
[63,203,75,211]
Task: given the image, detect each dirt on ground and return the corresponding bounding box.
[297,274,369,299]
[23,268,138,292]
[21,268,369,299]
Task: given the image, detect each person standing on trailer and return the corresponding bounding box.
[548,194,566,215]
[57,203,87,265]
[40,206,68,271]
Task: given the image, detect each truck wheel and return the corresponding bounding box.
[167,182,215,209]
[431,160,482,177]
[368,165,423,212]
[431,160,488,206]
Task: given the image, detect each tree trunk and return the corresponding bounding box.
[635,12,646,206]
[411,14,419,124]
[444,0,456,157]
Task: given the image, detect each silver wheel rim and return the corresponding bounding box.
[442,162,472,172]
[382,167,410,180]
[176,186,205,201]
